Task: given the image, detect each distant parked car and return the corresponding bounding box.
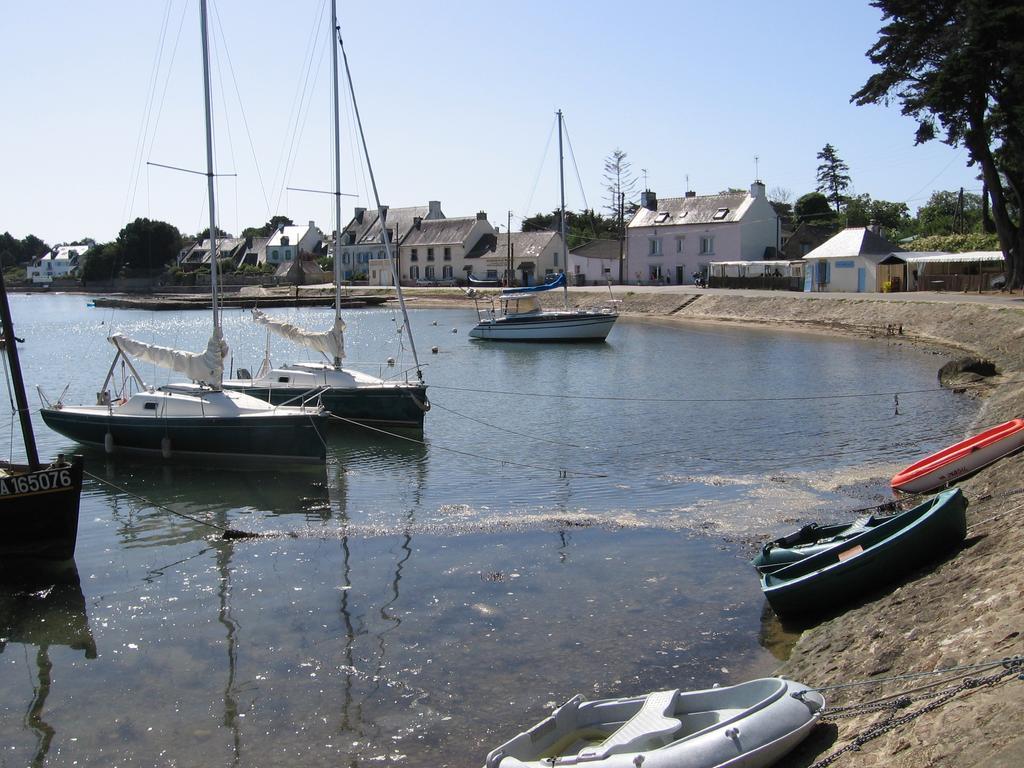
[415,278,436,287]
[437,277,457,287]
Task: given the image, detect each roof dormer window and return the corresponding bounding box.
[654,212,669,223]
[713,208,729,220]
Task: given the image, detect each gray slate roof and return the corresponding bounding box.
[804,227,902,261]
[403,217,479,247]
[358,206,430,246]
[629,191,750,228]
[472,231,560,260]
[570,238,621,261]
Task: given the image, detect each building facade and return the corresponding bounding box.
[626,181,780,284]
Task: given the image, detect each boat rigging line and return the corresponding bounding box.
[83,470,263,540]
[335,23,422,376]
[428,381,996,404]
[324,412,608,478]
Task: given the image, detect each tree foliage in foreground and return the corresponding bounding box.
[852,0,1024,288]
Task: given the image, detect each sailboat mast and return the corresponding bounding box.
[336,28,422,376]
[199,0,221,347]
[0,271,40,470]
[330,0,344,357]
[557,109,569,310]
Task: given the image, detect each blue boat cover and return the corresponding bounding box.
[500,272,565,296]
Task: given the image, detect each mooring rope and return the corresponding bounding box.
[84,470,260,539]
[324,412,608,478]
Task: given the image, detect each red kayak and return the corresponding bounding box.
[892,418,1024,493]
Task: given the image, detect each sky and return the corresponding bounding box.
[3,0,982,247]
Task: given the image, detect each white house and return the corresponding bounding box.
[569,238,622,285]
[338,201,445,283]
[398,213,495,285]
[802,227,904,292]
[469,231,564,285]
[261,220,323,267]
[626,181,780,284]
[28,243,91,283]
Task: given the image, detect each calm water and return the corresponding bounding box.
[1,294,976,767]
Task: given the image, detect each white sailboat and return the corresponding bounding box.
[469,110,618,342]
[222,0,428,432]
[40,0,328,464]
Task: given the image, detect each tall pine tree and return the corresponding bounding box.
[815,144,852,214]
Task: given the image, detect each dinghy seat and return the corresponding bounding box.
[578,689,680,761]
[842,515,874,537]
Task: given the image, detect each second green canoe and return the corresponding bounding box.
[760,488,967,619]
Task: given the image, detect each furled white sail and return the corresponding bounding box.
[109,330,227,387]
[252,308,345,361]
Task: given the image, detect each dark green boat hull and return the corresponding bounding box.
[41,409,327,464]
[223,384,429,431]
[761,488,967,619]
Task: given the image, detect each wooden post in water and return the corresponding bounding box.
[0,270,41,469]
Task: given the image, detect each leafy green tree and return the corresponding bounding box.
[116,218,182,273]
[242,215,293,239]
[794,192,838,227]
[521,209,618,250]
[195,226,232,241]
[815,144,852,213]
[80,242,122,281]
[915,190,984,236]
[0,231,49,267]
[852,0,1024,288]
[844,194,912,235]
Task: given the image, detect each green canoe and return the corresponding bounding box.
[760,488,967,619]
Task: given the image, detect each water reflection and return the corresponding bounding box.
[0,564,96,768]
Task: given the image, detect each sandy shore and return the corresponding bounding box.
[404,285,1024,766]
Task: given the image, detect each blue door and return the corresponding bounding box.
[857,267,866,292]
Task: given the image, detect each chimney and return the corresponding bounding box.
[308,219,315,228]
[428,200,442,218]
[413,216,422,230]
[354,207,366,223]
[379,205,389,221]
[868,219,882,236]
[684,190,696,198]
[641,190,657,210]
[750,180,765,198]
[476,211,488,221]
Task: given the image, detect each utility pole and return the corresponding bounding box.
[618,191,625,284]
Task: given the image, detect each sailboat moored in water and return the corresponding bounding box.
[39,0,328,464]
[469,111,618,343]
[222,0,428,432]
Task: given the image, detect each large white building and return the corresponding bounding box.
[28,243,92,283]
[626,181,780,284]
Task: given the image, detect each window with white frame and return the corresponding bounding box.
[409,265,419,279]
[649,238,661,256]
[676,237,684,253]
[700,236,714,255]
